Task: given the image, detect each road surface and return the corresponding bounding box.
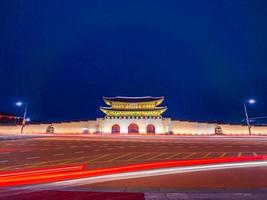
[0,135,267,190]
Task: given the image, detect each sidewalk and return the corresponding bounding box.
[2,189,267,200]
[0,190,144,200]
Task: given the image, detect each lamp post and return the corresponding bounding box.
[16,101,28,134]
[243,99,256,135]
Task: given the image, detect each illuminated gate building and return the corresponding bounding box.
[98,96,171,134]
[3,96,267,135]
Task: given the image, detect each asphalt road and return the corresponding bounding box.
[0,135,267,189]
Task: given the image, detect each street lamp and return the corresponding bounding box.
[243,99,256,135]
[16,101,28,134]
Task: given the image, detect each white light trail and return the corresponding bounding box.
[30,160,267,190]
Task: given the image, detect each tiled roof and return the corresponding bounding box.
[103,96,164,103]
[100,106,167,111]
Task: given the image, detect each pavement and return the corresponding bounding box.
[0,134,267,199]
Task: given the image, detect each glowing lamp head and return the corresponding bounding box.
[26,118,30,122]
[16,102,23,106]
[248,99,256,104]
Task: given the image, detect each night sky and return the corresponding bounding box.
[1,1,267,123]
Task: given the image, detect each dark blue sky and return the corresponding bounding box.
[0,1,267,123]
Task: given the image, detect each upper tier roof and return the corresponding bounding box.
[103,96,164,103]
[100,106,167,111]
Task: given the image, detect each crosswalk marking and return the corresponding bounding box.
[30,158,71,167]
[75,151,84,154]
[147,153,169,160]
[165,152,182,159]
[183,153,196,159]
[128,153,151,161]
[108,153,132,161]
[88,154,111,162]
[61,157,86,164]
[53,153,64,156]
[26,156,40,160]
[220,152,226,158]
[202,152,211,158]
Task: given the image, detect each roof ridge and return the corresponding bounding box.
[103,96,164,99]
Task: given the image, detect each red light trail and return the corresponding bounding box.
[0,156,267,187]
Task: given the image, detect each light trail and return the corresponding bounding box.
[0,164,86,178]
[39,160,267,189]
[0,156,267,187]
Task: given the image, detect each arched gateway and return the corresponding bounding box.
[46,125,54,134]
[111,124,120,134]
[147,124,155,134]
[215,126,223,135]
[128,123,139,134]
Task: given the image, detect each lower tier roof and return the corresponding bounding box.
[100,107,167,117]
